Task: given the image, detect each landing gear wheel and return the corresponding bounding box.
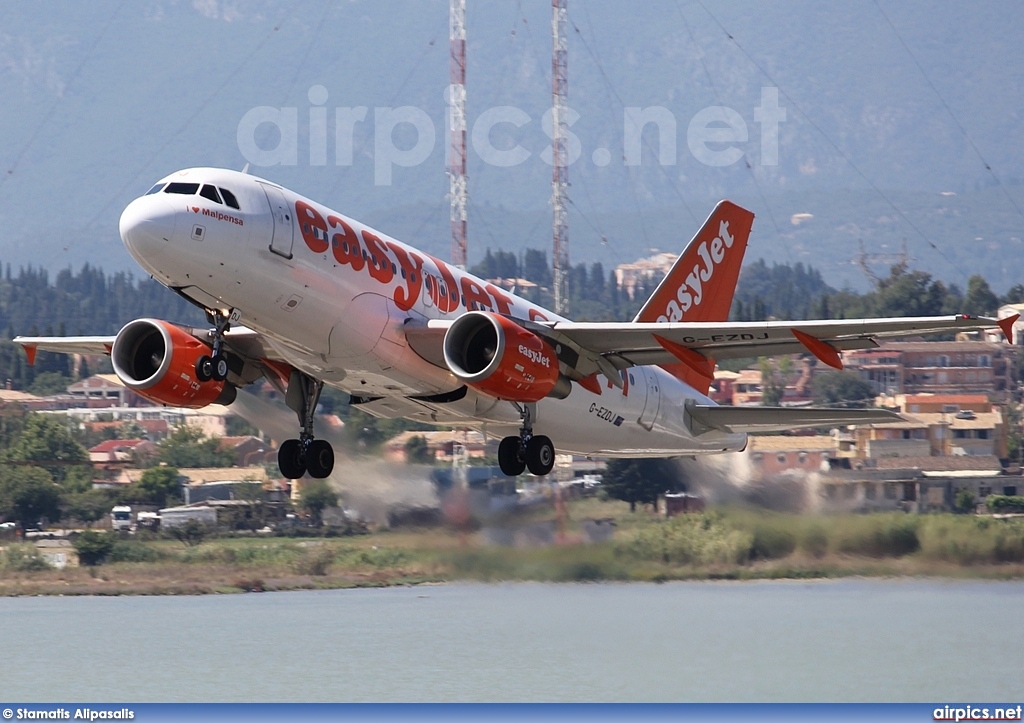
[211,353,229,382]
[498,436,526,476]
[278,439,306,480]
[195,355,214,382]
[306,439,335,479]
[525,435,555,476]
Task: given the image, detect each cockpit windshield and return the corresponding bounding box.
[200,184,222,204]
[158,181,240,210]
[164,182,200,195]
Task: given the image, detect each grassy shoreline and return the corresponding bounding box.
[2,500,1024,596]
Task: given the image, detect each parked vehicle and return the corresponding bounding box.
[111,505,133,531]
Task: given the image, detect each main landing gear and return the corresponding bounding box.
[195,309,232,382]
[497,402,555,477]
[278,371,335,480]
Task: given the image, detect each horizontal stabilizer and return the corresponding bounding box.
[686,403,902,435]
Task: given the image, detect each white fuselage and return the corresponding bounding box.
[118,167,746,458]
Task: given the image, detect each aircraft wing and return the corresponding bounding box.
[13,326,287,390]
[524,314,1016,381]
[11,336,116,360]
[13,326,275,361]
[406,313,1015,385]
[685,402,902,434]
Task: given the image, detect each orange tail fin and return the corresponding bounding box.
[634,200,755,393]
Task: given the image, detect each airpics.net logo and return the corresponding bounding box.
[236,84,786,185]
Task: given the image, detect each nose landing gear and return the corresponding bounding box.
[497,402,555,477]
[189,306,335,480]
[195,308,233,382]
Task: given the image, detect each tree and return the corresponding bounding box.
[873,263,948,317]
[954,487,976,514]
[117,419,147,440]
[522,249,552,287]
[404,435,432,464]
[1003,284,1024,305]
[601,458,682,512]
[63,488,121,526]
[73,530,115,565]
[169,519,208,547]
[963,275,1000,316]
[4,413,88,484]
[158,424,234,468]
[0,466,62,528]
[759,358,785,407]
[812,371,876,407]
[299,480,339,525]
[28,371,72,396]
[131,466,182,507]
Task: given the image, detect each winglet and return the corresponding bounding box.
[23,344,37,366]
[791,329,843,370]
[998,314,1019,345]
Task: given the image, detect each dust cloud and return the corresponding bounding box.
[671,452,819,512]
[229,389,438,524]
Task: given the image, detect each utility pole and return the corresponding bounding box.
[551,0,569,314]
[449,0,468,269]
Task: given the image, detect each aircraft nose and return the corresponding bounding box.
[119,195,178,257]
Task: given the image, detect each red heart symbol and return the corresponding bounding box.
[192,206,199,213]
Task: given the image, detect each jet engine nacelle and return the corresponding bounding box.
[111,319,235,408]
[443,311,570,402]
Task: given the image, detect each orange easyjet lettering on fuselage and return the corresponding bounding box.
[361,229,394,285]
[386,241,425,312]
[328,214,365,271]
[294,198,541,320]
[424,253,460,313]
[296,200,328,252]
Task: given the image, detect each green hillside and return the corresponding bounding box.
[0,0,1022,291]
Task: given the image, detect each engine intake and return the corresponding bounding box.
[443,311,570,402]
[111,319,235,408]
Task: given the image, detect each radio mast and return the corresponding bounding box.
[551,0,569,314]
[449,0,468,269]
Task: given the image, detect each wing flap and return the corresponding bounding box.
[686,403,903,435]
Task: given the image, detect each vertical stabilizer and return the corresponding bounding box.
[634,201,755,393]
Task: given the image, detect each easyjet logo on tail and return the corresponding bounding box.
[635,200,754,325]
[657,219,735,322]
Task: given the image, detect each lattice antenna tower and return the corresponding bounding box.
[449,0,468,269]
[854,238,914,287]
[551,0,569,314]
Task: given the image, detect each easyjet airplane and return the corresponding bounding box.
[14,168,1017,479]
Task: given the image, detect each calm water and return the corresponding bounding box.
[1,580,1022,702]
